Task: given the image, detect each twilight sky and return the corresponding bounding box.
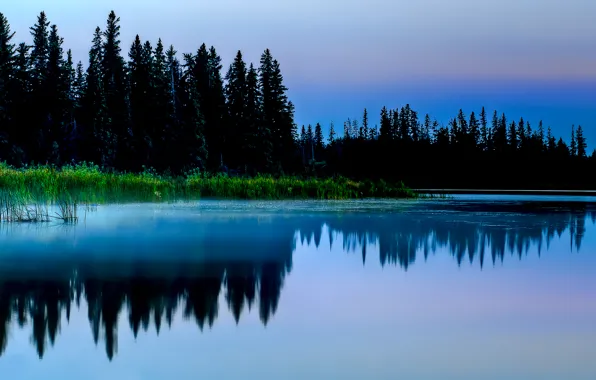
[3,0,596,145]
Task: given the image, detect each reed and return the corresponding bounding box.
[0,162,421,223]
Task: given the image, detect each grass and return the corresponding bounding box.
[0,162,422,223]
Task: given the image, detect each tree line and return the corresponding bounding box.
[306,106,595,188]
[0,11,295,174]
[0,11,594,188]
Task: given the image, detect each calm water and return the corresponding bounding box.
[0,197,595,380]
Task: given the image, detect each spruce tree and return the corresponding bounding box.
[409,107,420,142]
[80,26,108,165]
[490,110,499,151]
[423,114,432,143]
[508,121,517,151]
[314,122,324,154]
[205,46,227,169]
[128,35,151,169]
[456,109,468,144]
[9,42,32,163]
[468,111,479,149]
[379,106,390,140]
[0,13,16,161]
[306,124,314,160]
[517,117,526,150]
[546,127,556,152]
[362,108,369,139]
[258,49,294,172]
[538,121,545,151]
[300,125,307,149]
[351,119,359,139]
[576,125,587,158]
[179,53,208,170]
[224,50,247,169]
[244,62,269,172]
[45,24,69,164]
[28,11,51,162]
[149,38,172,170]
[570,125,577,157]
[101,11,128,167]
[328,121,336,144]
[479,107,488,151]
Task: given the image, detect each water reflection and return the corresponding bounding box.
[0,200,594,360]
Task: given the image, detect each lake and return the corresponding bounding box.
[0,196,595,379]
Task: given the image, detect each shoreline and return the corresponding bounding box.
[414,189,596,196]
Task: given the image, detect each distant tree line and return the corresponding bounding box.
[0,11,594,188]
[310,106,595,188]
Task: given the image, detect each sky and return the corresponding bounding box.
[3,0,596,146]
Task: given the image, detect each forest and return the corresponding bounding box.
[0,11,594,189]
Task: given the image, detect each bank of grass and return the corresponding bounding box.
[0,162,419,203]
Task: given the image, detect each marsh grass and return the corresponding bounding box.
[0,162,421,223]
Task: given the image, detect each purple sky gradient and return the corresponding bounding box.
[3,0,595,145]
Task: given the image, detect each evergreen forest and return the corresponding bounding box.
[0,11,594,189]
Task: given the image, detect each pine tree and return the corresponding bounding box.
[101,11,128,167]
[576,125,587,158]
[422,114,432,143]
[80,26,108,165]
[149,38,173,171]
[379,106,390,140]
[258,49,294,172]
[497,113,508,152]
[343,119,350,139]
[400,106,412,141]
[306,124,314,161]
[457,109,468,142]
[468,111,479,149]
[449,119,458,144]
[517,117,525,151]
[479,107,488,151]
[351,119,359,139]
[508,121,517,151]
[245,63,269,172]
[328,121,336,144]
[570,125,577,157]
[179,53,208,170]
[9,42,32,163]
[0,12,16,161]
[45,24,69,164]
[28,11,51,162]
[538,121,545,150]
[546,127,556,152]
[224,50,247,169]
[490,110,499,151]
[128,35,152,169]
[362,108,369,140]
[408,106,419,142]
[206,46,227,168]
[314,122,324,154]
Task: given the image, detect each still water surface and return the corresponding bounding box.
[0,197,595,379]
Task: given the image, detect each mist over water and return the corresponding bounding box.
[0,198,594,379]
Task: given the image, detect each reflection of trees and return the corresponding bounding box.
[317,202,596,270]
[0,259,291,360]
[0,201,593,359]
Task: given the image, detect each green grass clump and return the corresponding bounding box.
[0,162,420,222]
[185,174,418,199]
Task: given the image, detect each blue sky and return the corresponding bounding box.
[3,0,595,146]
